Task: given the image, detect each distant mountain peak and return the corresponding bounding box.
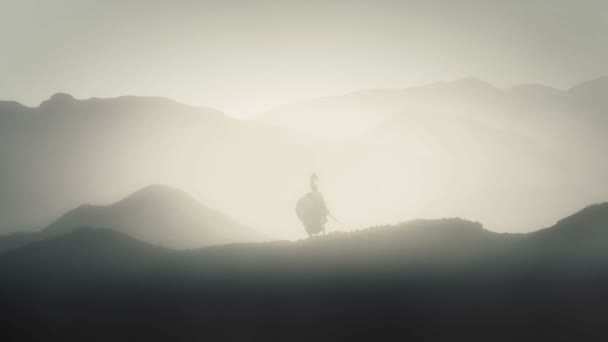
[39,92,77,108]
[129,184,187,196]
[117,184,200,207]
[49,92,75,101]
[40,184,263,249]
[36,94,225,118]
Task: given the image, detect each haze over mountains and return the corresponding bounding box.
[263,77,607,232]
[0,94,309,237]
[262,77,608,138]
[1,77,607,238]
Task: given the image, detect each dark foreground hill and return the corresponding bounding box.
[2,204,608,341]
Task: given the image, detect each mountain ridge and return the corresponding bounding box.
[4,201,606,262]
[5,76,604,115]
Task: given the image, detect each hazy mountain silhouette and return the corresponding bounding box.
[261,77,608,139]
[2,79,608,238]
[0,93,217,231]
[0,184,263,251]
[2,203,608,341]
[0,93,306,236]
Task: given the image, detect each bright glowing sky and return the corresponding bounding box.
[2,0,607,117]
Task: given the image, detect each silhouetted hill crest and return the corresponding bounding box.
[39,92,77,109]
[550,202,608,232]
[528,203,608,237]
[116,184,201,208]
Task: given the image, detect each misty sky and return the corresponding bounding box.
[1,0,607,116]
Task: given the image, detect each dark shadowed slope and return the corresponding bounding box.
[0,228,176,297]
[0,204,608,341]
[2,204,608,341]
[0,228,171,274]
[0,232,42,253]
[1,218,507,280]
[513,203,608,266]
[190,218,521,274]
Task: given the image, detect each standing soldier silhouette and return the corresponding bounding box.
[296,173,330,237]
